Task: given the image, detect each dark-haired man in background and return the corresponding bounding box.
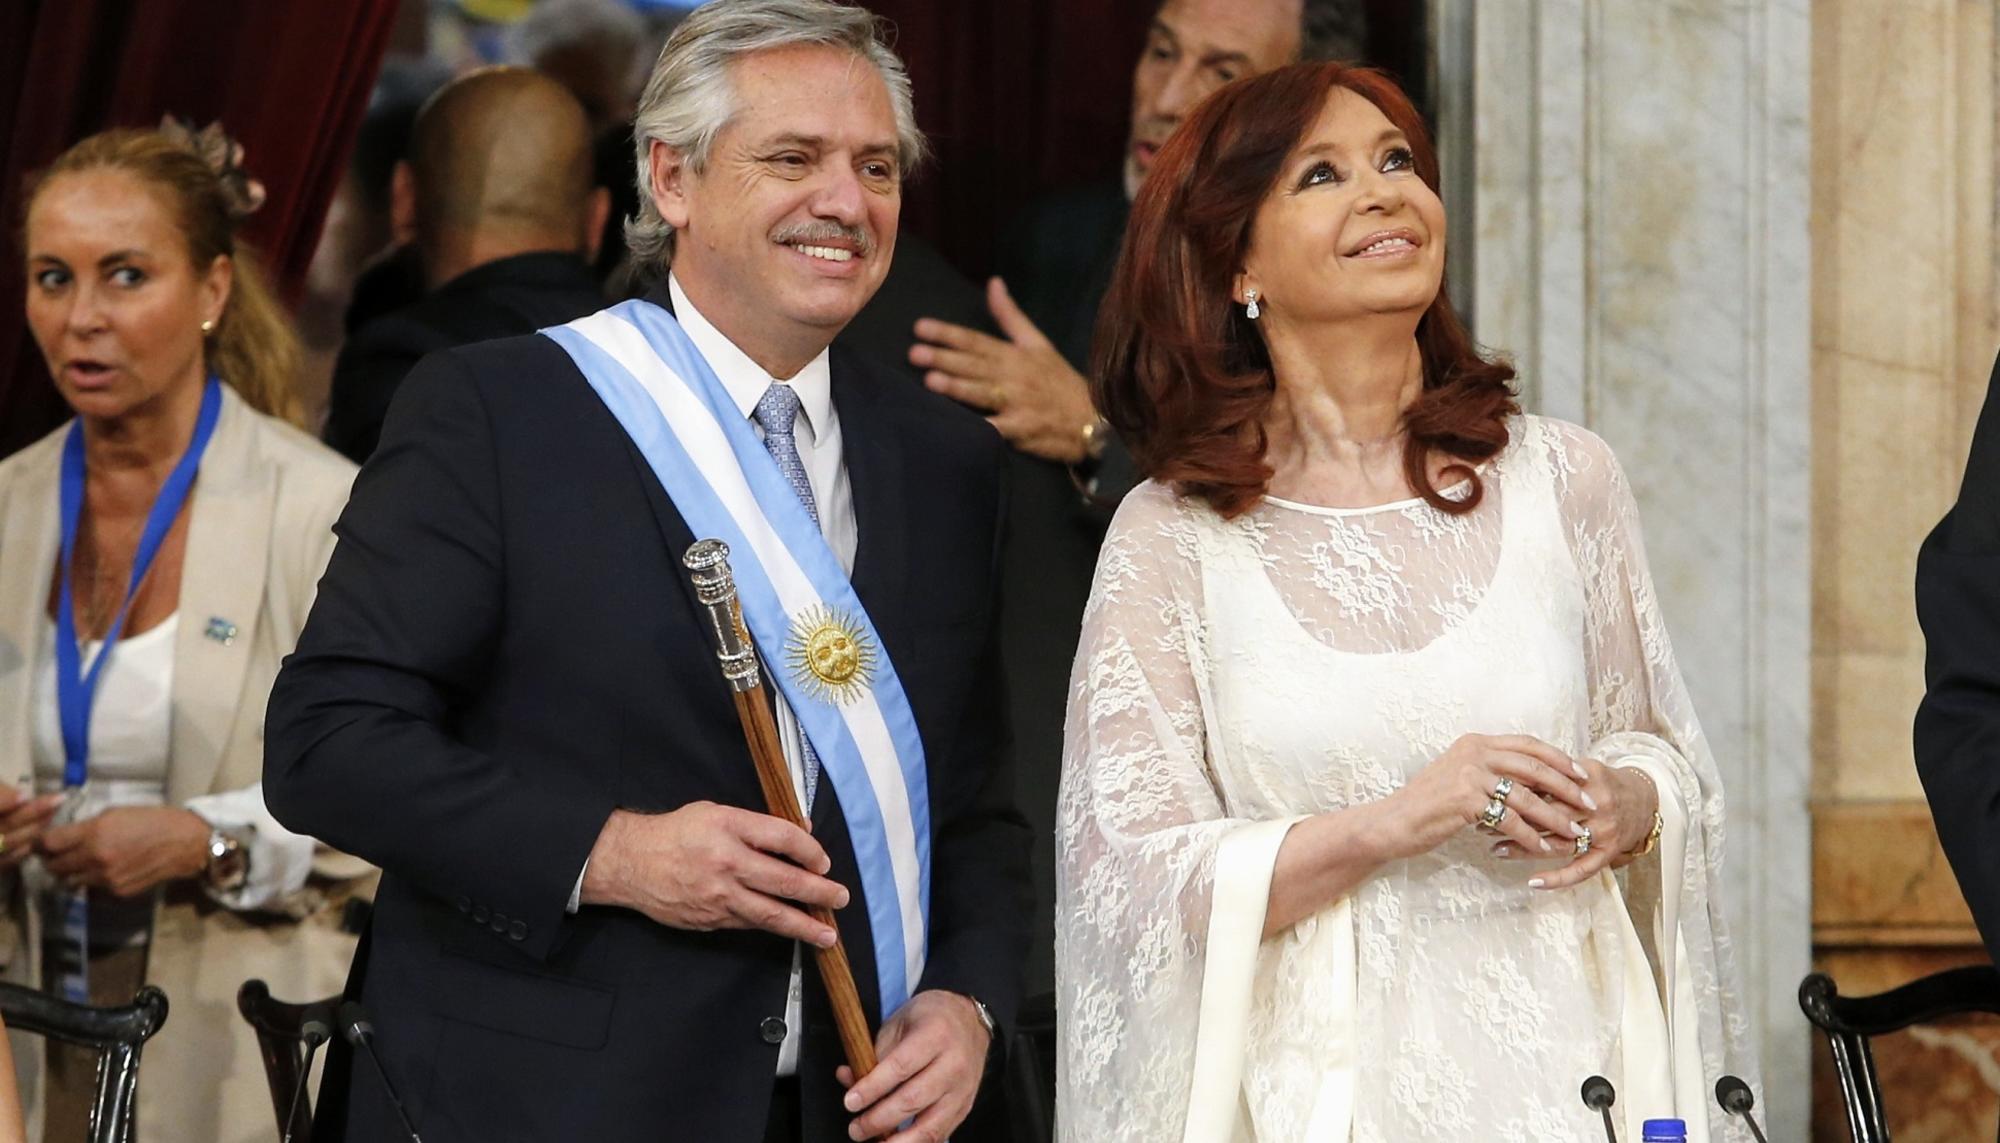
[323,66,610,464]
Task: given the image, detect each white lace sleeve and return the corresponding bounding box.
[1549,422,1760,1112]
[1055,483,1267,1142]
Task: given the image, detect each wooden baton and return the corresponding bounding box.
[683,540,878,1080]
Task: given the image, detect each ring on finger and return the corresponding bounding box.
[1490,777,1515,800]
[989,385,1008,411]
[1476,795,1507,830]
[1573,825,1593,856]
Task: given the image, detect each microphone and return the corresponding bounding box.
[338,1000,423,1142]
[280,1004,333,1143]
[1714,1075,1769,1143]
[1581,1075,1619,1143]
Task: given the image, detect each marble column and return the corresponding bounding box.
[1442,0,1814,1136]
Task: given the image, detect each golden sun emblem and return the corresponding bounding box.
[785,605,877,705]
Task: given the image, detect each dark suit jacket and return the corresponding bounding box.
[844,182,1140,997]
[989,180,1133,994]
[1916,349,2000,956]
[265,295,1030,1143]
[323,251,607,463]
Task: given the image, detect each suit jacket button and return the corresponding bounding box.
[471,905,489,924]
[490,911,508,933]
[759,1017,787,1045]
[455,895,471,914]
[508,919,527,941]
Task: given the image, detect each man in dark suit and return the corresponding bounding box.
[322,66,611,463]
[265,4,1028,1141]
[1916,350,2000,954]
[891,0,1367,998]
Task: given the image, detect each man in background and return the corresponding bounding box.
[322,66,609,463]
[1916,350,2000,956]
[898,0,1368,999]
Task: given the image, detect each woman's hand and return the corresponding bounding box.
[38,807,212,898]
[0,791,64,871]
[1492,759,1660,889]
[1379,734,1599,862]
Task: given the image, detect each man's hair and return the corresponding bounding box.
[1299,0,1368,62]
[624,0,925,274]
[407,67,596,251]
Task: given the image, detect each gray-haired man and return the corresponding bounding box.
[266,3,1030,1141]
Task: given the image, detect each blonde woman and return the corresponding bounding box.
[0,125,371,1141]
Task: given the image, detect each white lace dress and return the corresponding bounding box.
[1055,416,1756,1142]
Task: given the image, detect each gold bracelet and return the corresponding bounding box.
[1630,811,1664,857]
[1614,765,1665,856]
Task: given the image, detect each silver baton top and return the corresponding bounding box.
[683,539,762,691]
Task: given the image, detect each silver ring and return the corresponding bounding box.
[1491,777,1515,800]
[1477,795,1507,830]
[1573,825,1593,856]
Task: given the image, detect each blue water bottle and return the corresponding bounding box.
[1641,1119,1687,1142]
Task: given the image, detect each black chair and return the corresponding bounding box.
[1800,966,2000,1142]
[237,979,340,1142]
[0,981,168,1143]
[1005,991,1057,1143]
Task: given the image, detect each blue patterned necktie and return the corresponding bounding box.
[753,382,821,812]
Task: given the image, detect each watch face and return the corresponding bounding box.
[207,831,249,891]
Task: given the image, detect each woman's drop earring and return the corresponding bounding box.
[1245,290,1261,320]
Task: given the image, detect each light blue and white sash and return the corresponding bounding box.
[542,299,931,1019]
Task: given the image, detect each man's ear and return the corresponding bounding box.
[390,161,418,249]
[649,140,693,231]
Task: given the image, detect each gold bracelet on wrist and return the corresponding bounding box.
[1612,765,1665,857]
[1629,811,1664,857]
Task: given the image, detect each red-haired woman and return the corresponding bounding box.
[1056,62,1754,1141]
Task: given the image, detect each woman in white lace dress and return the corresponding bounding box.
[1056,62,1756,1142]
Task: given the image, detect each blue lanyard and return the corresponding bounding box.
[54,377,222,789]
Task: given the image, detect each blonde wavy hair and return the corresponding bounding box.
[25,127,303,424]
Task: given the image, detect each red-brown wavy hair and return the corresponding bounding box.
[1093,61,1518,518]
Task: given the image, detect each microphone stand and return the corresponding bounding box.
[1714,1075,1769,1143]
[339,1001,423,1143]
[1581,1075,1619,1143]
[684,540,878,1080]
[281,1005,332,1143]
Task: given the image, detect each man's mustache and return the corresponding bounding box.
[770,221,874,256]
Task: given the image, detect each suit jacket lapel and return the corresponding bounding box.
[167,391,271,805]
[0,433,63,789]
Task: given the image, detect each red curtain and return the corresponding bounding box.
[866,0,1158,278]
[0,0,398,456]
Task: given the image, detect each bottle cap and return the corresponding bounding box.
[1640,1119,1687,1142]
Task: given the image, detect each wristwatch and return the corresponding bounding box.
[967,994,998,1044]
[1079,417,1112,464]
[205,825,252,894]
[1070,418,1115,500]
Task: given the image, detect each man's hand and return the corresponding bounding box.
[911,277,1098,464]
[39,807,211,897]
[579,803,849,946]
[836,989,991,1142]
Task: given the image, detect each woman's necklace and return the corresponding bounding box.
[69,505,150,642]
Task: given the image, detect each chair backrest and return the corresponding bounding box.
[0,981,168,1143]
[1005,990,1057,1143]
[1799,966,2000,1142]
[236,979,339,1143]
